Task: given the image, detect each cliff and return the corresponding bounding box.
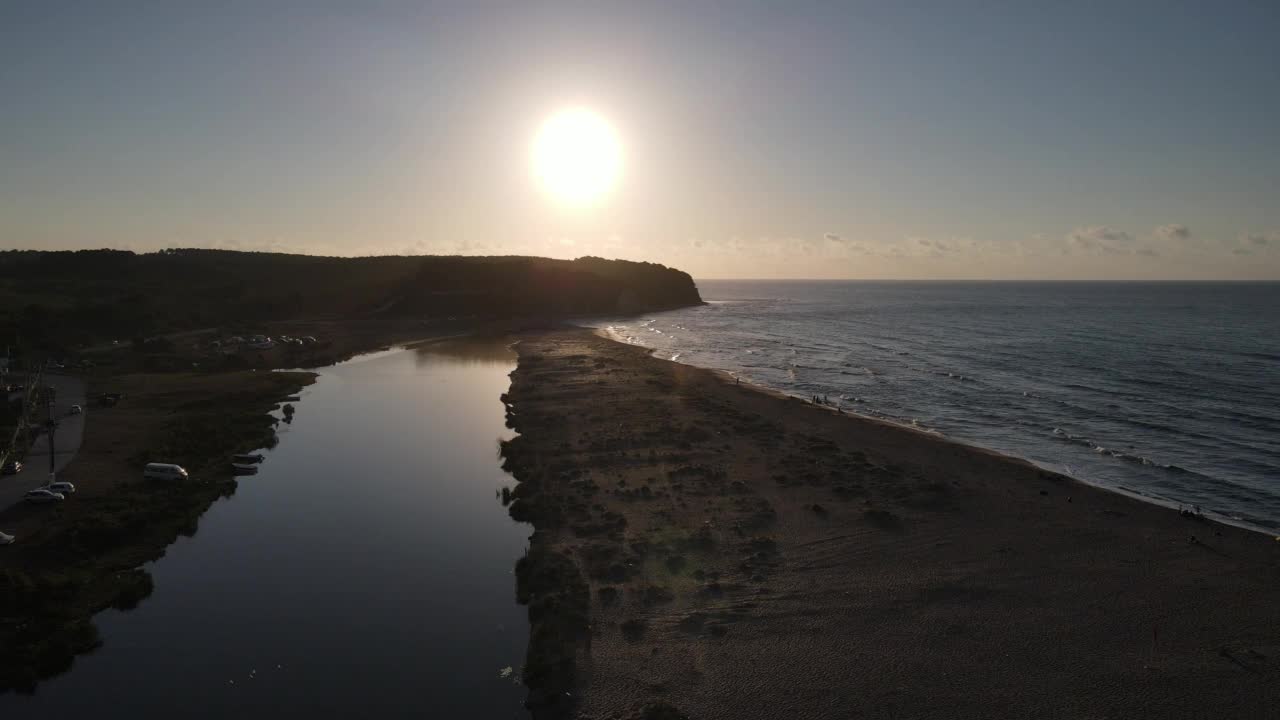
[0,250,703,350]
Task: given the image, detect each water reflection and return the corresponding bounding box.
[1,338,531,719]
[411,335,518,366]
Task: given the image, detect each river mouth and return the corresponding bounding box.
[2,337,531,719]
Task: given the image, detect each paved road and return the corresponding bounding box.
[0,374,87,510]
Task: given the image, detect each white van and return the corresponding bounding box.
[143,463,189,481]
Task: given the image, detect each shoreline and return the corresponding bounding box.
[503,327,1280,719]
[590,326,1279,538]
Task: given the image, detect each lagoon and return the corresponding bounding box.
[1,339,529,718]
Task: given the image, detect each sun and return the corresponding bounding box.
[531,108,622,208]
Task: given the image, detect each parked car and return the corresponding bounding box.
[232,453,264,464]
[46,481,76,495]
[1,460,21,475]
[25,488,64,504]
[70,404,83,415]
[0,530,14,545]
[143,463,189,481]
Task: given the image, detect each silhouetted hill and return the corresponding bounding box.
[397,255,701,317]
[0,249,701,351]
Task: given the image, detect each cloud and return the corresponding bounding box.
[203,237,337,255]
[1233,231,1280,256]
[907,236,974,257]
[1245,231,1278,247]
[1155,224,1191,241]
[692,234,867,258]
[1066,226,1135,254]
[445,238,493,255]
[909,235,1037,258]
[683,228,1180,263]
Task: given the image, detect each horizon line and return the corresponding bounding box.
[693,277,1280,283]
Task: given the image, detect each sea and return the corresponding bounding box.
[591,280,1280,534]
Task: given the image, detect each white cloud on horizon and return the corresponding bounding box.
[1066,226,1136,255]
[1233,230,1280,256]
[1154,224,1191,241]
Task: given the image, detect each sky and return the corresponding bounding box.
[2,1,1279,280]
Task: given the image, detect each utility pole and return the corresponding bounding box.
[44,365,57,482]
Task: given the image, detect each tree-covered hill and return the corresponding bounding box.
[0,249,702,351]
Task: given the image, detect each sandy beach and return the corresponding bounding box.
[501,328,1280,719]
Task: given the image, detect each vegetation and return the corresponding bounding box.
[0,249,701,354]
[129,375,310,468]
[514,543,590,713]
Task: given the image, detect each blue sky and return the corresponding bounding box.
[2,1,1278,278]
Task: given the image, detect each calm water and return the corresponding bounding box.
[593,281,1280,532]
[2,339,529,718]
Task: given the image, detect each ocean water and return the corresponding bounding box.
[591,281,1280,533]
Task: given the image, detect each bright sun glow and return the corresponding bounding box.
[532,108,622,208]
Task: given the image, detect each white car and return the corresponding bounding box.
[143,463,189,481]
[25,488,65,504]
[0,531,14,545]
[46,481,76,495]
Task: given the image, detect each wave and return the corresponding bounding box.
[1049,427,1222,481]
[1236,350,1280,362]
[584,282,1280,531]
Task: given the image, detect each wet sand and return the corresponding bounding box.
[501,328,1280,719]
